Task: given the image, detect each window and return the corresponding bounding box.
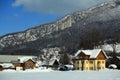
[89,61,93,64]
[90,67,93,70]
[102,61,104,64]
[97,67,101,69]
[18,59,20,61]
[97,61,101,64]
[97,61,101,69]
[29,64,33,68]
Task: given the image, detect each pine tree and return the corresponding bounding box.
[59,52,71,65]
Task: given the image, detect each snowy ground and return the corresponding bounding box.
[0,69,120,80]
[1,67,53,72]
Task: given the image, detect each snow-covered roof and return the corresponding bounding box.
[0,63,14,68]
[49,57,59,66]
[41,58,59,66]
[18,57,36,63]
[49,59,56,66]
[75,49,107,58]
[49,59,59,66]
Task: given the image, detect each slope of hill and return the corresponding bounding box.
[0,0,120,55]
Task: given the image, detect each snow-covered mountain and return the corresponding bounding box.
[0,0,120,55]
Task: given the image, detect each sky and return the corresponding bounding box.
[0,0,110,36]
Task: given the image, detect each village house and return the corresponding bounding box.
[0,63,14,71]
[49,59,60,70]
[12,57,36,70]
[0,55,37,71]
[42,58,60,70]
[73,49,108,70]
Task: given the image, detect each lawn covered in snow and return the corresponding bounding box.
[0,69,120,80]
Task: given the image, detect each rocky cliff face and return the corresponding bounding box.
[0,0,120,55]
[0,14,73,48]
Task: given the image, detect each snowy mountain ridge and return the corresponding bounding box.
[0,15,72,48]
[0,0,120,55]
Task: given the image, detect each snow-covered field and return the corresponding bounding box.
[0,69,120,80]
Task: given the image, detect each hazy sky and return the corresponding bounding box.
[0,0,110,36]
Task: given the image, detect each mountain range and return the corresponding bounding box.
[0,0,120,55]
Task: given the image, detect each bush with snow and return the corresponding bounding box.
[109,64,117,69]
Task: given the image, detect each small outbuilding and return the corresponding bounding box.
[41,58,60,70]
[49,59,59,70]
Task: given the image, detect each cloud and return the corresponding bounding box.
[12,0,111,14]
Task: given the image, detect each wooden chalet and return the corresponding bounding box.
[12,58,36,70]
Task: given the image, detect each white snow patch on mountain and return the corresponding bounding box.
[101,44,120,53]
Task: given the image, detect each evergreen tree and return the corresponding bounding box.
[59,52,71,65]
